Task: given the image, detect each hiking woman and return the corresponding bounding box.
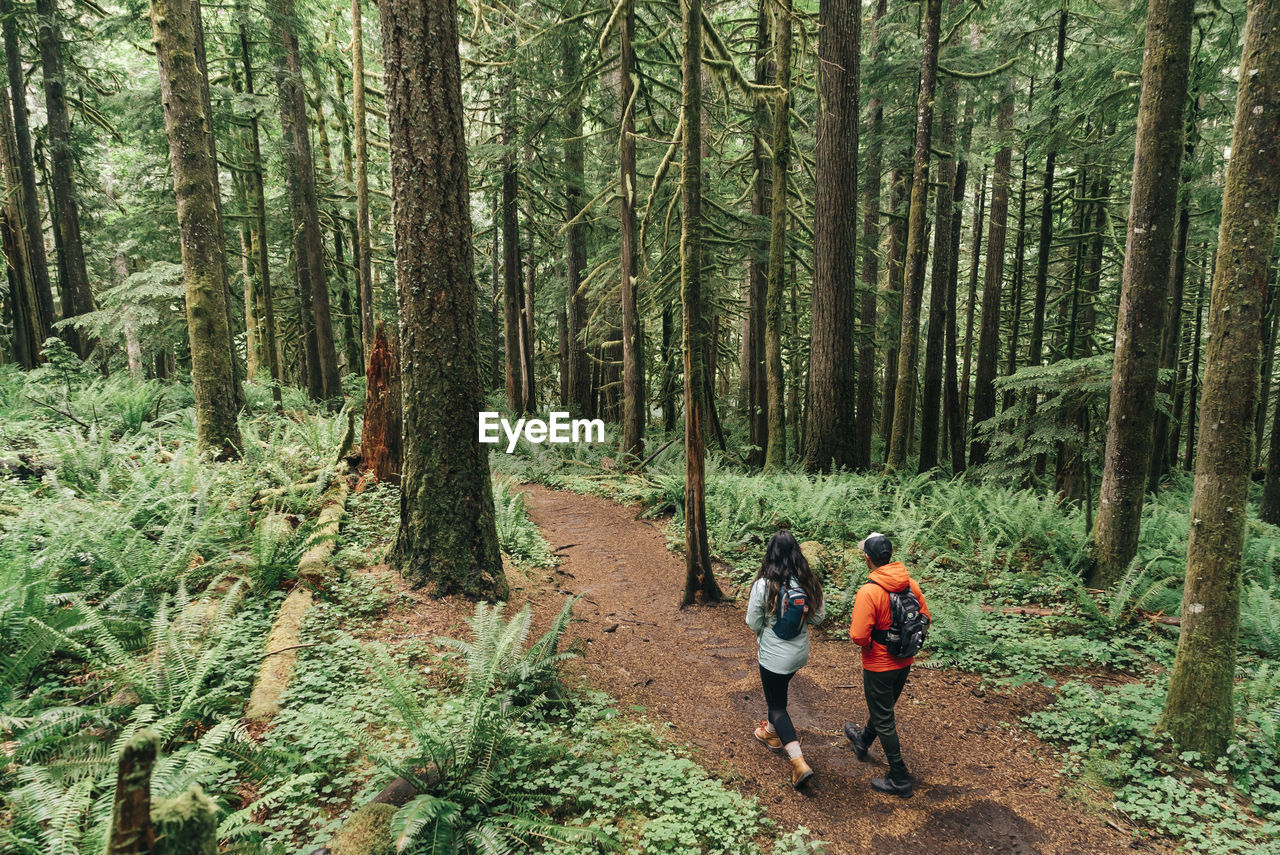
[746,530,825,788]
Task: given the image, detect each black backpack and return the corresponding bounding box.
[870,581,929,658]
[772,577,810,640]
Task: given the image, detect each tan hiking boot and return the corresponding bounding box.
[790,754,814,789]
[754,722,783,752]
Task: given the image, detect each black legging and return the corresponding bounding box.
[759,665,798,745]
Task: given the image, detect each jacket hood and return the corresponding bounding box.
[868,561,910,592]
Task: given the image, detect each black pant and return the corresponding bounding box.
[862,666,911,772]
[759,665,798,745]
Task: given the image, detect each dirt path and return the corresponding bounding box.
[515,484,1166,855]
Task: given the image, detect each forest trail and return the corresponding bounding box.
[515,484,1167,855]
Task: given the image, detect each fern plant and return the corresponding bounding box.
[350,598,603,855]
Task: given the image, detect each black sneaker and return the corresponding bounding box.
[843,722,870,761]
[871,772,914,798]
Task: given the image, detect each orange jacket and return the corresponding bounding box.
[848,561,930,672]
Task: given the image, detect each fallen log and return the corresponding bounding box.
[978,605,1059,617]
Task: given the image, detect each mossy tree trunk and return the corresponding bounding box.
[150,0,244,456]
[680,0,722,606]
[802,0,859,473]
[1161,0,1280,754]
[35,0,94,358]
[1089,0,1196,588]
[106,731,157,855]
[618,0,644,458]
[969,87,1013,467]
[762,0,792,471]
[380,0,507,600]
[886,0,942,471]
[945,102,973,469]
[0,75,42,368]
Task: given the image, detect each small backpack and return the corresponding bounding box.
[870,581,929,658]
[772,577,810,640]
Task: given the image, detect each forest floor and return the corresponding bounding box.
[499,484,1174,855]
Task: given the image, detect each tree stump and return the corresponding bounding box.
[106,730,157,855]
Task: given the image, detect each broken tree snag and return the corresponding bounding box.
[106,730,158,855]
[151,785,218,855]
[360,321,402,484]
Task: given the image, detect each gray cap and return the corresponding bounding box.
[858,532,893,565]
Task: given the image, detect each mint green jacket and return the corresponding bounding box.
[745,577,825,675]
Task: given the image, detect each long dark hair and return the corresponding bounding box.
[754,530,823,616]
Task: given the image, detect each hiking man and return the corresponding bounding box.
[844,532,930,797]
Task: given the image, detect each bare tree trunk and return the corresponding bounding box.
[743,0,771,466]
[919,59,959,472]
[1184,254,1207,469]
[273,0,340,402]
[239,23,281,402]
[1161,0,1280,755]
[619,0,644,457]
[501,82,524,412]
[886,0,943,470]
[1,0,51,349]
[803,0,859,472]
[680,0,721,606]
[854,1,886,471]
[351,0,375,357]
[151,0,243,455]
[969,86,1014,467]
[881,166,908,446]
[380,0,506,598]
[1089,0,1195,589]
[959,165,986,447]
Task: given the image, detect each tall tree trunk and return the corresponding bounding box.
[969,88,1014,467]
[854,1,886,472]
[273,0,340,402]
[35,0,93,357]
[1089,0,1195,589]
[564,30,591,417]
[662,303,677,433]
[959,165,986,445]
[945,103,973,470]
[1004,143,1029,414]
[238,23,281,401]
[803,0,859,472]
[1160,0,1280,755]
[744,0,771,467]
[1149,202,1193,489]
[881,166,908,445]
[763,0,792,471]
[1253,269,1278,465]
[150,0,243,456]
[618,0,644,457]
[520,201,536,412]
[501,86,524,412]
[380,0,506,599]
[886,0,943,470]
[1184,254,1207,468]
[919,70,959,472]
[0,67,41,368]
[351,0,375,357]
[2,0,52,345]
[679,0,721,606]
[1027,11,1068,386]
